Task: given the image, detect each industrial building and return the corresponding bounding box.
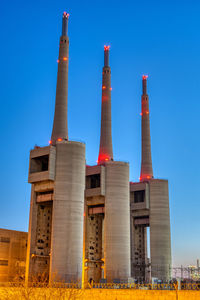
[0,229,27,282]
[25,12,172,284]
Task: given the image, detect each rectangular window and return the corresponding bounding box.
[134,190,145,203]
[86,174,100,189]
[0,237,10,243]
[0,260,8,266]
[30,155,49,173]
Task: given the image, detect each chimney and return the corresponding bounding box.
[98,46,113,164]
[140,75,153,181]
[51,12,69,145]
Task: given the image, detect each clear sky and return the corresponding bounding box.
[0,0,200,267]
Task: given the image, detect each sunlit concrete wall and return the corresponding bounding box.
[149,179,171,281]
[50,141,85,282]
[104,161,130,282]
[0,229,27,282]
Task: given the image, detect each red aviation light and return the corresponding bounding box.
[102,86,106,90]
[140,174,152,181]
[110,87,112,91]
[142,75,148,80]
[104,45,110,51]
[63,57,68,61]
[98,154,110,164]
[63,12,70,18]
[49,140,52,145]
[57,59,60,63]
[57,138,63,142]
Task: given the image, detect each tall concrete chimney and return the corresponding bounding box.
[98,46,113,164]
[140,75,153,181]
[51,12,69,145]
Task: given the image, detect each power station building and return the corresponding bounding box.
[25,13,171,284]
[0,229,27,282]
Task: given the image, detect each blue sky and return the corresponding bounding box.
[0,0,200,267]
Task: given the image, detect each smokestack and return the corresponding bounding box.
[98,46,113,164]
[51,12,69,145]
[140,75,153,181]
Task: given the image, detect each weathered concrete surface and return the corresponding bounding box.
[104,161,130,282]
[0,229,27,282]
[50,141,85,282]
[149,179,171,281]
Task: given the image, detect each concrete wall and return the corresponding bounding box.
[104,161,130,282]
[149,179,171,281]
[86,214,104,283]
[50,141,85,282]
[0,229,27,282]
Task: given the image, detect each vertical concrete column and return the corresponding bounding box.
[149,179,172,281]
[25,185,37,283]
[98,46,113,164]
[140,76,153,181]
[50,141,85,282]
[104,161,130,282]
[51,13,69,144]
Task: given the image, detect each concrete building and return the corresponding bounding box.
[25,13,171,284]
[130,77,171,283]
[0,229,27,282]
[84,47,130,283]
[26,13,85,283]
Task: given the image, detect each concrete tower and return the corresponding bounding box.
[26,13,85,283]
[130,76,171,283]
[84,47,130,284]
[140,75,153,181]
[51,12,69,145]
[98,46,113,164]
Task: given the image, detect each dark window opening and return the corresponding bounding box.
[86,174,100,189]
[134,190,145,203]
[30,155,49,173]
[37,239,44,243]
